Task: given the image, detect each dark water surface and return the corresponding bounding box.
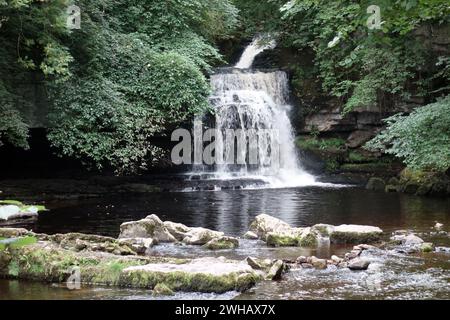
[1,186,449,300]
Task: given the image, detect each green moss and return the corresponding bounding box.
[119,269,258,293]
[296,137,346,151]
[298,233,318,247]
[266,234,299,247]
[330,232,381,244]
[153,283,174,296]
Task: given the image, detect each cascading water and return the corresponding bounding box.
[190,36,321,188]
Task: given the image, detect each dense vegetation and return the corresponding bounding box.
[1,0,449,173]
[0,0,237,172]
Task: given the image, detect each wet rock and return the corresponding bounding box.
[403,182,420,194]
[310,256,327,269]
[122,257,261,293]
[243,231,259,240]
[246,257,273,271]
[331,255,343,264]
[266,260,284,280]
[348,258,370,271]
[330,225,383,244]
[345,250,362,261]
[266,231,301,247]
[404,234,424,246]
[119,215,177,243]
[434,222,444,231]
[311,224,334,238]
[296,256,308,264]
[203,236,239,250]
[163,221,191,241]
[366,178,385,192]
[153,283,174,296]
[298,228,319,247]
[0,227,31,238]
[183,228,224,245]
[118,238,157,254]
[420,242,435,253]
[300,263,314,269]
[249,214,298,240]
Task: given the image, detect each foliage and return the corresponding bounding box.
[366,95,450,172]
[276,0,450,112]
[0,0,238,172]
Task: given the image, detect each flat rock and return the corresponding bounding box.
[331,225,383,244]
[122,257,261,293]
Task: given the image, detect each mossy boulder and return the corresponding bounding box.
[121,257,261,293]
[330,225,383,244]
[203,236,239,250]
[153,283,174,296]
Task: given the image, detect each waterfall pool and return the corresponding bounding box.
[1,186,449,300]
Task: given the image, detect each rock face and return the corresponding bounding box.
[248,214,383,247]
[0,201,45,224]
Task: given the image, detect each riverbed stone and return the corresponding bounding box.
[265,260,284,280]
[330,225,383,244]
[310,256,327,269]
[348,258,370,270]
[404,234,424,246]
[182,228,224,245]
[0,227,32,238]
[420,242,435,253]
[119,215,177,243]
[152,283,174,296]
[203,236,239,250]
[118,238,157,254]
[243,231,259,240]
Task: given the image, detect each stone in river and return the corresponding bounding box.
[348,258,370,271]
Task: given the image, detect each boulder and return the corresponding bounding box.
[182,228,224,245]
[265,260,284,280]
[330,225,383,244]
[348,258,370,271]
[163,221,191,241]
[122,257,261,293]
[366,178,386,192]
[346,130,377,149]
[119,215,177,243]
[249,214,296,240]
[203,236,239,250]
[404,234,424,246]
[246,257,274,271]
[310,256,327,269]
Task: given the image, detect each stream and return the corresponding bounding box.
[1,186,449,300]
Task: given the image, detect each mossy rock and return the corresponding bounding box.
[265,233,300,247]
[203,237,239,250]
[330,231,381,244]
[153,283,174,296]
[366,177,386,191]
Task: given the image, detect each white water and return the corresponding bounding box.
[190,36,333,188]
[235,36,276,69]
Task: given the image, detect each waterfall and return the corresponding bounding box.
[190,36,319,188]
